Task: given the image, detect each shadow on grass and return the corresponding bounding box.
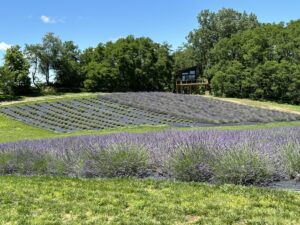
[0,94,23,102]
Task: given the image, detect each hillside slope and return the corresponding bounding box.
[1,92,300,133]
[102,92,300,124]
[0,97,198,132]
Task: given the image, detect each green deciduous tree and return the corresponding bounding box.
[25,33,62,86]
[40,33,62,85]
[207,20,300,104]
[0,45,31,95]
[188,8,259,79]
[54,41,82,88]
[82,36,173,92]
[83,61,118,91]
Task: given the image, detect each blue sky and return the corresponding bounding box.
[1,0,300,65]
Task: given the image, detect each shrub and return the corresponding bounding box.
[0,150,65,175]
[283,143,300,178]
[0,152,14,174]
[86,144,150,177]
[167,143,213,182]
[40,85,57,95]
[212,147,274,185]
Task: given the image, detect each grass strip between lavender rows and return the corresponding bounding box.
[1,112,300,144]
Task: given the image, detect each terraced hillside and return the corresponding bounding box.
[102,92,300,124]
[0,92,299,133]
[0,97,199,132]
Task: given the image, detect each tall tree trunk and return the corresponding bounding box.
[45,64,50,86]
[31,58,38,87]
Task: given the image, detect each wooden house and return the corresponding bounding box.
[176,66,208,94]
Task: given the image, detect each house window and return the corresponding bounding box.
[182,72,189,81]
[180,68,197,82]
[189,74,195,80]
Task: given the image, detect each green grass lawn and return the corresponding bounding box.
[0,113,171,143]
[1,112,300,144]
[0,92,105,107]
[0,113,55,142]
[0,176,299,225]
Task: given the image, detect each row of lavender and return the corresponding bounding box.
[0,127,299,185]
[101,92,300,124]
[1,93,299,133]
[0,97,198,132]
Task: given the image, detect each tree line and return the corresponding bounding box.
[0,34,173,95]
[207,21,300,104]
[175,8,300,104]
[1,8,300,104]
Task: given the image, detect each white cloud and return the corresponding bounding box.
[40,15,56,24]
[40,15,66,24]
[0,42,11,51]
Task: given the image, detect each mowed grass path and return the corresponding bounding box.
[0,92,104,107]
[0,176,300,225]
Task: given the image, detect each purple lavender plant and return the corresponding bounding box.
[0,126,299,184]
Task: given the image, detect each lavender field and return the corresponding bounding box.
[102,92,300,124]
[0,126,299,185]
[0,97,202,132]
[1,93,300,185]
[1,93,299,133]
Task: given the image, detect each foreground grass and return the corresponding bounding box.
[0,176,299,224]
